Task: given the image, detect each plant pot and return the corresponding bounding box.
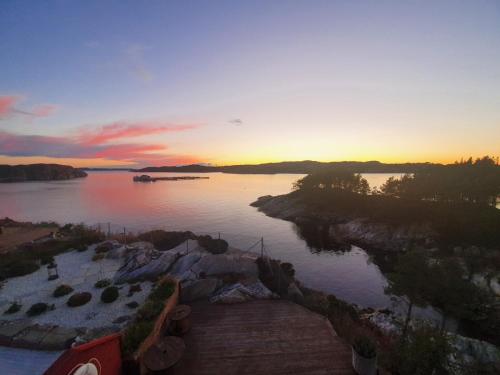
[352,347,377,375]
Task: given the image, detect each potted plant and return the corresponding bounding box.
[352,335,377,375]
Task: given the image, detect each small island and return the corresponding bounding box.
[133,174,209,182]
[0,164,87,183]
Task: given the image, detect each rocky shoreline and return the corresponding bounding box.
[250,194,437,252]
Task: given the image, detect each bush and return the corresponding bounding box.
[126,301,139,309]
[26,302,49,316]
[95,241,114,254]
[4,302,21,315]
[92,253,105,262]
[136,300,164,321]
[94,279,111,289]
[353,336,377,358]
[122,321,154,355]
[197,235,228,254]
[67,292,92,307]
[148,279,175,301]
[391,325,453,375]
[40,255,55,265]
[53,284,74,298]
[75,244,87,252]
[100,286,119,303]
[0,259,39,279]
[138,230,194,251]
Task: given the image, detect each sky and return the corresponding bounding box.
[1,0,499,167]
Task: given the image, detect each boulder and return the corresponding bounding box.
[181,278,219,302]
[209,281,274,304]
[95,240,120,254]
[113,242,179,284]
[450,334,500,366]
[11,324,55,349]
[39,326,79,350]
[169,252,203,280]
[190,252,258,278]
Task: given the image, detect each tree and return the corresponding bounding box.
[427,258,493,331]
[294,170,370,195]
[393,324,453,375]
[385,251,432,340]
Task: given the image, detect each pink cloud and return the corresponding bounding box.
[32,104,58,117]
[0,94,57,119]
[0,96,20,118]
[79,121,198,145]
[0,119,199,166]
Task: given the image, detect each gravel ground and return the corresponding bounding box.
[0,244,152,328]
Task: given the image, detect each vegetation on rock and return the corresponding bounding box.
[353,335,377,358]
[137,230,194,251]
[100,286,119,303]
[3,302,22,315]
[53,284,74,298]
[67,292,92,307]
[94,279,111,289]
[26,302,50,316]
[197,235,228,254]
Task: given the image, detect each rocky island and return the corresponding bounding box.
[0,164,87,183]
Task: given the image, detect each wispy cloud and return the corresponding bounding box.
[0,94,58,120]
[78,121,197,145]
[0,120,199,166]
[228,118,243,126]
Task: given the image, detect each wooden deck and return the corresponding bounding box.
[171,300,354,375]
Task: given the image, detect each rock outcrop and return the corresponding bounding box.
[251,194,436,252]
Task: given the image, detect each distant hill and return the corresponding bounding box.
[0,164,87,182]
[133,160,440,174]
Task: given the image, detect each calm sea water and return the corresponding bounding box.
[0,171,407,310]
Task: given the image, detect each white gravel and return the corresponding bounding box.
[0,244,152,328]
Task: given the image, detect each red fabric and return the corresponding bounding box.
[44,333,122,375]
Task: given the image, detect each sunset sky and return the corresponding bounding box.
[1,1,499,167]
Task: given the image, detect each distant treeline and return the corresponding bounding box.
[0,164,87,182]
[134,160,441,174]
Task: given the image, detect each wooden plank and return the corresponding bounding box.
[171,300,354,375]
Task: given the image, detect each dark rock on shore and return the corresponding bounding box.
[0,164,87,182]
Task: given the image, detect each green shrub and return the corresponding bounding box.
[197,235,228,254]
[26,302,49,316]
[122,321,154,355]
[100,286,119,303]
[1,259,39,279]
[94,279,111,289]
[148,280,175,301]
[92,253,105,262]
[75,244,87,252]
[353,336,377,358]
[4,302,21,315]
[136,300,164,321]
[67,292,92,307]
[137,230,194,251]
[392,325,453,375]
[53,284,74,297]
[126,301,139,309]
[40,255,55,265]
[95,241,114,254]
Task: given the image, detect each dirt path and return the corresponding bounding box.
[0,226,57,253]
